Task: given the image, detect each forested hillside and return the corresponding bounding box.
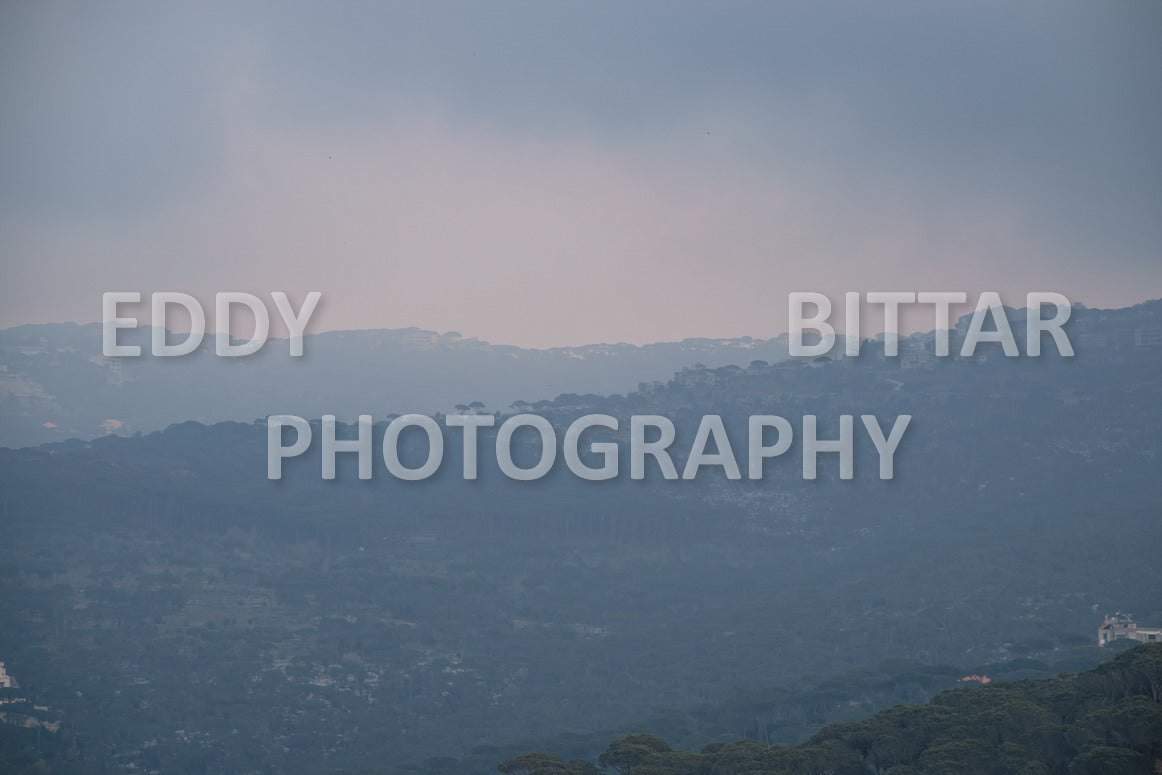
[497,643,1162,775]
[0,301,1160,772]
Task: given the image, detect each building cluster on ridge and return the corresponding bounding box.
[1098,612,1162,646]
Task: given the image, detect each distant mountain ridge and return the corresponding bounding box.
[0,323,793,448]
[2,298,1160,448]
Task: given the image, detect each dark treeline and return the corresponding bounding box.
[494,644,1162,775]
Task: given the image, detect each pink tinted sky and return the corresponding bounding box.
[2,3,1159,347]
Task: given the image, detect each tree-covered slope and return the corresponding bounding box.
[0,301,1159,772]
[501,643,1162,775]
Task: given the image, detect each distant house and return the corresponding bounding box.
[1098,612,1162,646]
[0,661,16,689]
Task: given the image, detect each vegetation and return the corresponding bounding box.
[500,644,1162,775]
[0,302,1159,772]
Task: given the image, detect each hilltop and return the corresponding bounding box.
[497,643,1162,775]
[0,323,791,448]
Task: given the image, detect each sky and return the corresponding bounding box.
[2,1,1160,347]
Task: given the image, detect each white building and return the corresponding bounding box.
[1098,612,1162,646]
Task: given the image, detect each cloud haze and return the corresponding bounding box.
[2,1,1160,346]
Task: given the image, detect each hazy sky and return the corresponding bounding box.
[2,1,1160,347]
